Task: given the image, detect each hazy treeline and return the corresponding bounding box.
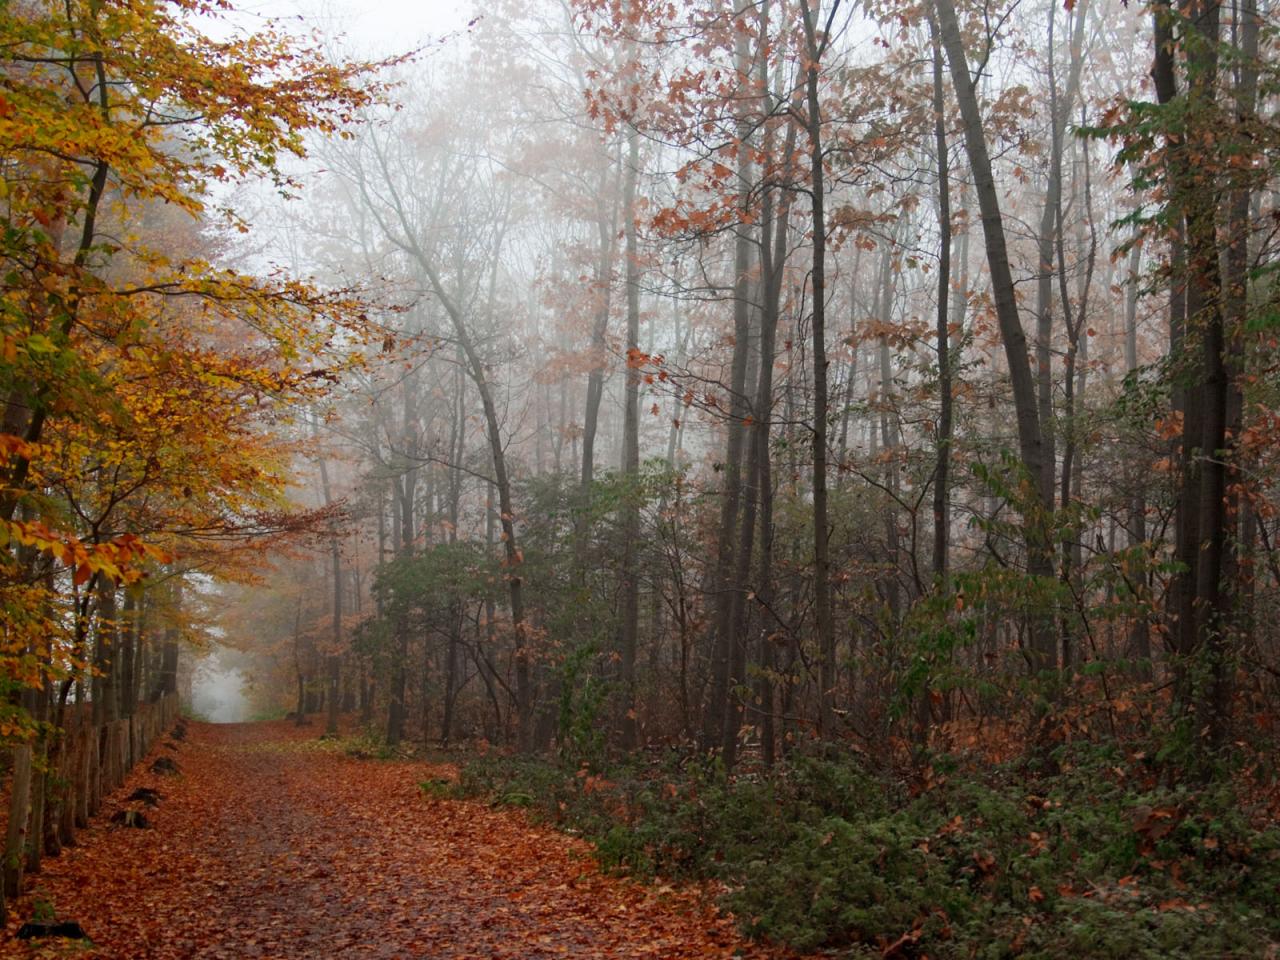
[221,0,1279,767]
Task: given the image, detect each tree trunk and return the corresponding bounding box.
[580,143,622,501]
[484,487,504,739]
[316,450,343,738]
[934,0,1054,672]
[94,584,119,725]
[1123,240,1153,674]
[4,744,33,899]
[750,41,795,763]
[292,591,307,726]
[929,12,954,586]
[618,132,642,750]
[120,588,141,719]
[26,685,49,875]
[1158,0,1231,746]
[801,0,838,735]
[704,6,757,756]
[1056,117,1098,671]
[386,417,417,746]
[1219,0,1259,724]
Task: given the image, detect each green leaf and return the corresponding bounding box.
[24,334,57,354]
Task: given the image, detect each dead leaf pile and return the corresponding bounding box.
[2,721,795,959]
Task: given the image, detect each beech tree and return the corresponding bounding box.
[0,0,396,921]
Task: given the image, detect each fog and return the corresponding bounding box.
[1,0,1271,954]
[190,649,251,724]
[205,0,1274,767]
[250,0,474,56]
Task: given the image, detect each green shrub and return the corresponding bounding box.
[448,743,1280,958]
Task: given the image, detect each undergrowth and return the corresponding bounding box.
[449,742,1280,958]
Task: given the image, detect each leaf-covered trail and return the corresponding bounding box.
[5,722,788,959]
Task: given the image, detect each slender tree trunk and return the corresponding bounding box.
[619,132,642,750]
[1032,0,1089,516]
[725,324,762,767]
[1150,2,1192,690]
[1123,240,1153,673]
[801,0,839,735]
[484,486,503,738]
[580,143,622,505]
[934,0,1054,672]
[1220,0,1259,723]
[704,6,756,754]
[408,241,531,748]
[1056,121,1098,671]
[94,584,119,725]
[357,142,529,747]
[442,361,467,746]
[316,452,343,738]
[155,581,181,702]
[25,685,48,876]
[120,588,139,718]
[929,13,953,585]
[751,57,795,764]
[877,257,902,620]
[387,481,410,745]
[292,591,307,726]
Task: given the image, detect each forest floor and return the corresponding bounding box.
[1,721,792,959]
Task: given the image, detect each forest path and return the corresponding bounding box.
[4,721,782,959]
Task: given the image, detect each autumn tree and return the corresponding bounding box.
[0,0,391,915]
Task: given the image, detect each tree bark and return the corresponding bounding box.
[1219,0,1259,726]
[750,55,796,764]
[3,744,32,899]
[1158,0,1231,746]
[929,12,954,586]
[704,4,757,755]
[801,0,839,735]
[580,143,623,499]
[316,451,343,738]
[619,132,642,750]
[933,0,1054,672]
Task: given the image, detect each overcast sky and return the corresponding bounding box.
[239,0,476,58]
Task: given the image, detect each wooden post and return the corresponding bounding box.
[75,716,90,829]
[58,724,78,847]
[25,742,45,875]
[86,730,101,818]
[3,745,33,898]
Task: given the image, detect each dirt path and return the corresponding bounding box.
[3,721,785,959]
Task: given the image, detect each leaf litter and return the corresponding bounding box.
[3,721,797,959]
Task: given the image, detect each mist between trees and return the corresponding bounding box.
[2,0,1279,949]
[227,0,1279,767]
